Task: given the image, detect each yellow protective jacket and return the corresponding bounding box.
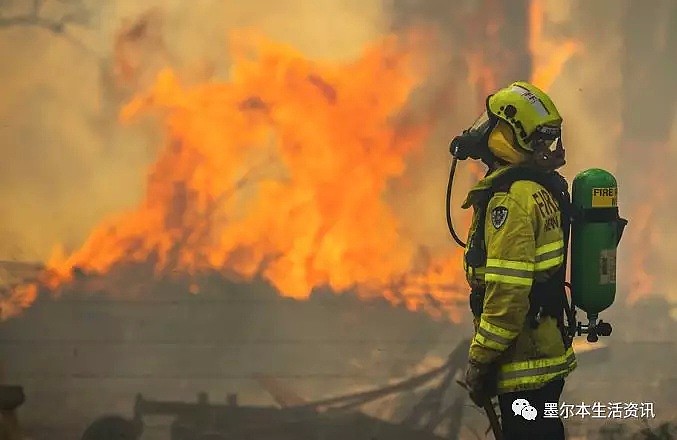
[463,165,577,394]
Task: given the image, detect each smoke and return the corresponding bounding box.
[543,0,677,309]
[2,0,676,311]
[385,0,533,251]
[0,0,386,262]
[1,1,676,436]
[389,0,677,310]
[532,1,623,174]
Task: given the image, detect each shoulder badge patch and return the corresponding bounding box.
[491,206,509,229]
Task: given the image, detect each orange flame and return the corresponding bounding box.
[528,0,581,91]
[0,2,601,322]
[0,284,37,320]
[621,141,665,303]
[626,204,654,302]
[1,31,467,321]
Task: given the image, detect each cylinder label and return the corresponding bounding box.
[599,249,617,284]
[592,187,618,207]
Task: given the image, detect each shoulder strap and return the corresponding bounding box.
[490,167,569,203]
[466,167,571,268]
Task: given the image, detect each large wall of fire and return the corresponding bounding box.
[0,0,675,321]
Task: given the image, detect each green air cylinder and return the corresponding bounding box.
[571,169,622,321]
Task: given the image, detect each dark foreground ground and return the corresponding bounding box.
[0,279,675,440]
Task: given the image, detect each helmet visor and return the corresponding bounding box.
[469,111,490,132]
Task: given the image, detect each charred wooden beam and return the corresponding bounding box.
[401,339,470,429]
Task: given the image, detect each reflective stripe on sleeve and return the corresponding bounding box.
[497,347,577,392]
[474,319,518,351]
[485,259,534,286]
[474,331,506,352]
[535,240,565,271]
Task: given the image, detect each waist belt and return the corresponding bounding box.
[469,282,561,329]
[470,282,572,348]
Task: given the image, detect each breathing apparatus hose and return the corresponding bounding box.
[446,157,467,248]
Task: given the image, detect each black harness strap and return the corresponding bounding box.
[467,167,574,348]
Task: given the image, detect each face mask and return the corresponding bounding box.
[449,111,495,163]
[531,136,566,171]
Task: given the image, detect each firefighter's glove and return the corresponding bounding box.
[464,359,493,407]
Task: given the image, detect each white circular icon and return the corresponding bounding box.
[512,398,539,420]
[512,398,530,416]
[522,405,538,420]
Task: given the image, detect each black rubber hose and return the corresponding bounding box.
[446,157,467,248]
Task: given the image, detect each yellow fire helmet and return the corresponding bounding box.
[487,81,563,153]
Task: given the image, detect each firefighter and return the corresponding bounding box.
[455,82,577,439]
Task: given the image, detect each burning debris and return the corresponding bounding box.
[2,28,470,322]
[0,1,675,437]
[0,1,587,323]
